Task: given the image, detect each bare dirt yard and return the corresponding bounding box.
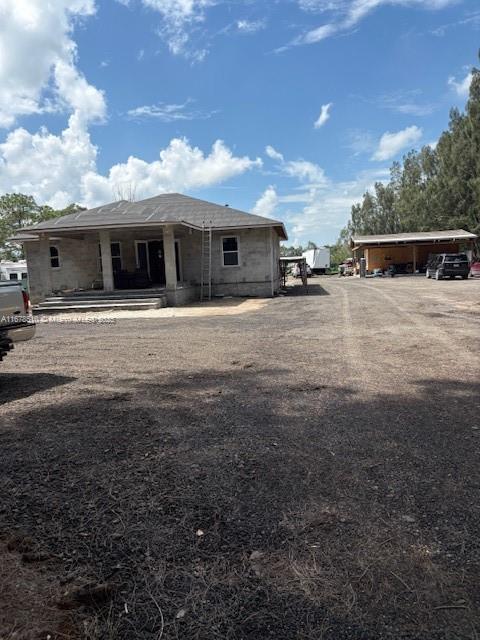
[1,276,479,640]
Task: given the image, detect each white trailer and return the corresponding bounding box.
[303,248,330,274]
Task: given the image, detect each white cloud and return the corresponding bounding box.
[314,103,333,129]
[252,186,278,218]
[0,116,262,209]
[258,146,391,243]
[298,0,349,10]
[0,114,98,209]
[448,72,473,98]
[284,160,328,186]
[346,129,376,156]
[265,145,327,186]
[295,23,338,45]
[291,0,458,48]
[127,100,217,122]
[54,59,106,124]
[236,19,266,34]
[282,168,390,243]
[372,125,422,161]
[137,0,214,59]
[84,138,261,206]
[0,0,105,128]
[377,90,436,116]
[265,145,284,162]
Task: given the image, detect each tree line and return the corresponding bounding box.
[339,57,480,253]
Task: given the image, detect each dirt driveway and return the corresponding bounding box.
[1,276,479,639]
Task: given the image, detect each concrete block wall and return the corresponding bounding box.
[182,227,282,298]
[24,225,282,304]
[25,237,99,303]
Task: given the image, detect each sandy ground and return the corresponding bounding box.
[34,297,270,322]
[1,275,479,639]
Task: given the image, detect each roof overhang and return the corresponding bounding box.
[16,219,288,241]
[351,231,477,250]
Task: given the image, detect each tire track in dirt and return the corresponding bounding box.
[323,281,383,393]
[352,280,480,367]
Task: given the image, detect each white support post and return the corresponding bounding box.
[99,230,114,291]
[38,235,53,299]
[163,225,177,305]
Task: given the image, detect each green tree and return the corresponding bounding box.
[327,240,351,268]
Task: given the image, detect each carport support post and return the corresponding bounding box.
[163,225,177,305]
[413,245,417,274]
[99,230,114,292]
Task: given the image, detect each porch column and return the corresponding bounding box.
[99,230,114,291]
[270,228,275,297]
[38,235,53,299]
[163,225,177,305]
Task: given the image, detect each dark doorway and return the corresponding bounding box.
[148,240,166,285]
[148,240,165,285]
[137,242,148,273]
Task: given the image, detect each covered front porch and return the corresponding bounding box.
[24,223,201,306]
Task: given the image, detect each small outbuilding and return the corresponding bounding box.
[351,229,477,274]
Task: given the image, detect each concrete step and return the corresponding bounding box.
[34,299,166,313]
[40,297,164,307]
[44,292,165,301]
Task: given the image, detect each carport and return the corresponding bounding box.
[351,229,477,274]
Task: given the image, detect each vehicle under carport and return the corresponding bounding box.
[351,229,477,274]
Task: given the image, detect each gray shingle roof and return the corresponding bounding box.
[23,193,287,239]
[352,229,477,245]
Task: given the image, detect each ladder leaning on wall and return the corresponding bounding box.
[200,221,212,301]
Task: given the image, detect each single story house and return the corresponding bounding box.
[13,193,287,305]
[351,229,477,273]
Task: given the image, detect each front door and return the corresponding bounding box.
[148,240,166,285]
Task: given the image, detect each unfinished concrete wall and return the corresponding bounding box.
[24,237,99,303]
[24,225,282,303]
[175,226,281,297]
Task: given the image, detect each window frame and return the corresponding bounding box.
[221,235,240,268]
[50,245,60,269]
[98,241,123,273]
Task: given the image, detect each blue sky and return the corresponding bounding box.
[0,0,478,244]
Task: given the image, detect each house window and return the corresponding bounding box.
[50,246,60,268]
[111,242,122,272]
[9,273,18,280]
[98,242,122,272]
[21,273,28,279]
[222,236,240,267]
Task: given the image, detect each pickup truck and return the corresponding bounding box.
[0,282,35,361]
